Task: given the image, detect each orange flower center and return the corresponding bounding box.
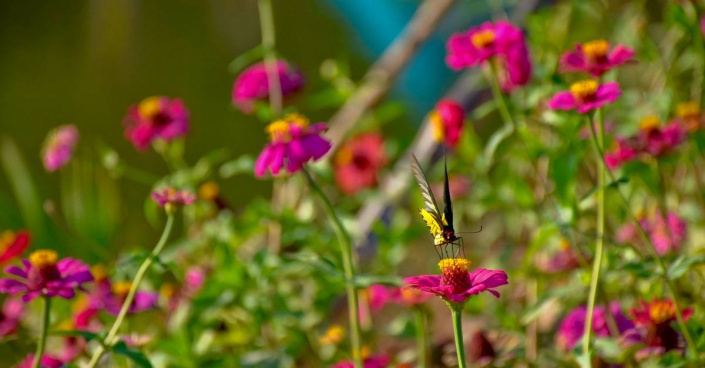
[471,30,496,49]
[582,40,610,61]
[639,115,661,131]
[438,258,472,293]
[91,264,107,282]
[318,325,345,345]
[430,111,445,143]
[138,96,162,118]
[649,300,676,324]
[569,80,599,101]
[198,181,220,201]
[112,281,133,299]
[29,249,58,269]
[677,102,700,120]
[266,113,309,143]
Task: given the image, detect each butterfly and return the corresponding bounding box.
[410,153,460,249]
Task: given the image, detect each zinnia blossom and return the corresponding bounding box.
[16,354,65,368]
[334,133,387,194]
[624,298,693,356]
[318,325,345,346]
[604,136,640,169]
[0,230,30,265]
[548,80,621,113]
[616,211,687,256]
[0,250,93,302]
[404,258,508,304]
[638,117,687,157]
[254,113,331,177]
[42,124,79,172]
[151,188,196,207]
[535,239,581,274]
[496,39,532,91]
[100,280,159,315]
[232,60,305,114]
[556,303,633,351]
[123,96,189,151]
[559,40,635,77]
[675,101,702,131]
[430,99,465,148]
[0,297,23,337]
[393,287,432,306]
[366,284,393,312]
[332,355,390,368]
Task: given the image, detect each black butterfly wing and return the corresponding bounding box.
[410,154,443,232]
[442,159,454,232]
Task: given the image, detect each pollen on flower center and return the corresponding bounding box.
[649,300,676,324]
[639,115,660,131]
[138,96,162,118]
[438,258,472,294]
[582,40,609,61]
[471,29,496,49]
[29,250,58,269]
[113,281,133,299]
[569,80,599,101]
[265,113,309,143]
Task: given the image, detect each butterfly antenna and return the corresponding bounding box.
[458,225,483,234]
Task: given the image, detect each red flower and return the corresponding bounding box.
[624,298,693,356]
[334,133,387,194]
[123,96,189,151]
[430,100,465,148]
[0,230,30,265]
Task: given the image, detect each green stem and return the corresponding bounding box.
[414,307,427,368]
[32,297,51,368]
[451,306,468,368]
[485,62,516,128]
[302,167,362,368]
[258,0,282,114]
[86,214,175,368]
[586,114,698,361]
[583,110,606,361]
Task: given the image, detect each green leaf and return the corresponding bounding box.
[668,254,705,280]
[51,329,102,342]
[484,123,514,165]
[228,45,264,75]
[220,155,255,178]
[351,274,402,288]
[112,341,153,368]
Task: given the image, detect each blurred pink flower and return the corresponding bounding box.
[559,40,634,77]
[334,133,387,194]
[639,121,686,157]
[404,258,508,304]
[0,230,31,266]
[0,297,23,338]
[366,284,393,312]
[101,280,159,316]
[232,60,304,114]
[556,303,633,351]
[151,188,196,207]
[123,96,189,151]
[536,240,581,274]
[625,298,693,356]
[497,39,532,91]
[446,21,525,69]
[42,124,79,172]
[332,355,390,368]
[255,113,331,177]
[0,250,93,302]
[548,80,621,113]
[393,287,432,306]
[183,266,205,298]
[16,354,65,368]
[616,211,687,256]
[430,99,465,148]
[604,137,640,169]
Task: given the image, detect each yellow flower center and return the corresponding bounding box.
[677,102,700,119]
[335,146,354,166]
[160,282,177,300]
[639,115,660,131]
[559,238,571,250]
[438,258,471,271]
[112,281,133,298]
[318,325,345,345]
[29,250,58,269]
[265,113,310,142]
[198,181,220,201]
[91,264,107,282]
[0,230,16,252]
[138,96,162,118]
[72,294,89,313]
[471,30,496,49]
[569,80,599,101]
[582,40,610,61]
[430,111,445,143]
[649,300,676,324]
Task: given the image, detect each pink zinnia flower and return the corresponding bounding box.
[254,113,331,177]
[151,188,196,207]
[556,303,633,351]
[639,119,686,157]
[392,287,432,306]
[616,211,687,256]
[446,21,526,69]
[0,297,23,338]
[334,133,387,194]
[404,258,508,304]
[0,250,93,302]
[183,266,205,298]
[497,39,532,91]
[430,99,465,148]
[604,136,640,169]
[0,230,30,265]
[332,354,390,368]
[16,354,65,368]
[365,284,393,312]
[232,60,305,114]
[95,280,158,316]
[535,239,581,274]
[548,80,621,113]
[123,96,189,151]
[42,124,79,172]
[560,40,635,77]
[625,298,693,355]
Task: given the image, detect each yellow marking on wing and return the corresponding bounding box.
[420,208,442,237]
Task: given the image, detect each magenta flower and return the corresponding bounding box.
[0,297,23,338]
[556,303,633,351]
[430,99,465,148]
[332,355,390,368]
[616,211,687,256]
[94,280,159,316]
[605,136,640,169]
[639,121,687,157]
[334,133,387,195]
[548,80,621,113]
[560,40,635,77]
[42,124,79,172]
[16,354,65,368]
[0,230,31,266]
[254,113,331,177]
[625,298,693,356]
[0,250,93,302]
[232,60,305,114]
[183,266,205,298]
[366,284,393,312]
[404,258,508,304]
[497,39,532,91]
[151,188,196,207]
[535,240,581,274]
[446,21,526,69]
[123,96,189,151]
